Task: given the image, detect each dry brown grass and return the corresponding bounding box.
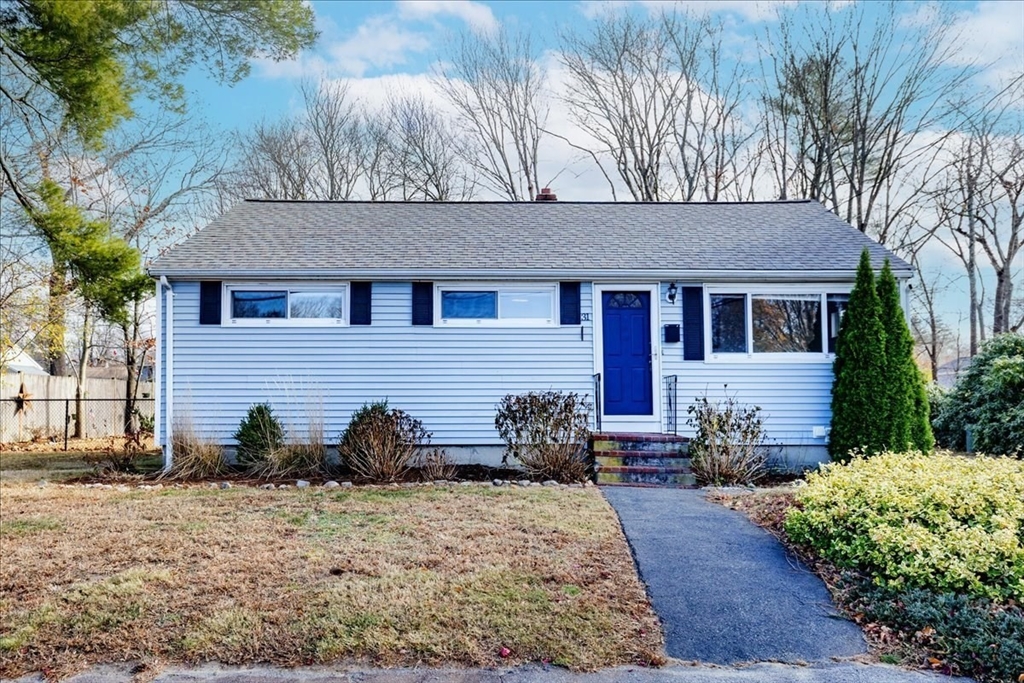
[0,483,664,679]
[0,436,156,454]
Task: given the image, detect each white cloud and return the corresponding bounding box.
[949,0,1024,88]
[578,0,794,22]
[396,0,499,35]
[326,16,431,77]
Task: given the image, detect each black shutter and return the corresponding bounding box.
[350,282,372,325]
[412,282,433,325]
[559,282,581,325]
[199,281,222,325]
[681,286,704,361]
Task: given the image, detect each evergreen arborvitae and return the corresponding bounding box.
[830,249,888,461]
[234,403,284,466]
[876,260,916,452]
[911,373,936,453]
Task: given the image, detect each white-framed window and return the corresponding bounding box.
[223,282,348,326]
[705,286,851,362]
[434,283,558,327]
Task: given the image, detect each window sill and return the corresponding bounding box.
[706,353,836,364]
[224,319,349,327]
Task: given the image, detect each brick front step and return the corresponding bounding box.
[598,465,692,475]
[593,432,689,443]
[590,432,696,488]
[596,455,692,469]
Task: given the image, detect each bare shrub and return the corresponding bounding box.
[687,387,768,486]
[494,391,591,482]
[417,447,457,481]
[84,433,149,473]
[163,411,225,480]
[338,400,429,482]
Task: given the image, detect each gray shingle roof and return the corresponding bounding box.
[149,199,912,278]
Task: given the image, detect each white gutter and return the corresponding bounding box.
[147,267,916,281]
[159,276,174,472]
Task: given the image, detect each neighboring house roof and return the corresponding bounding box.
[149,199,912,280]
[1,345,48,375]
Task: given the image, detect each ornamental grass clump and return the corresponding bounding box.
[163,410,225,479]
[785,452,1024,601]
[494,391,591,482]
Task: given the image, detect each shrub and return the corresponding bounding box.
[785,452,1024,601]
[686,388,768,486]
[338,400,428,482]
[417,447,457,481]
[233,403,284,466]
[933,333,1024,457]
[830,249,889,461]
[494,391,591,482]
[843,578,1024,683]
[85,432,150,473]
[877,260,933,452]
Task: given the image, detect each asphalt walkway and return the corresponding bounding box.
[602,487,868,665]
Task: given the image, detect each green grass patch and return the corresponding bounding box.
[0,516,63,536]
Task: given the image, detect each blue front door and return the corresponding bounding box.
[602,291,653,416]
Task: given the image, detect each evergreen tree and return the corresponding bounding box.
[911,373,936,453]
[830,249,888,461]
[876,259,916,452]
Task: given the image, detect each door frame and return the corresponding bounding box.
[592,283,662,433]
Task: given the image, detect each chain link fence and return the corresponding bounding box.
[1,397,156,450]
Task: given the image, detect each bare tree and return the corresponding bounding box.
[301,80,364,200]
[385,95,475,201]
[560,12,695,201]
[229,119,317,200]
[929,78,1024,350]
[70,113,227,431]
[910,264,959,381]
[437,28,547,201]
[664,17,755,201]
[761,2,974,242]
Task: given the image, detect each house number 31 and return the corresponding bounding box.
[581,313,591,321]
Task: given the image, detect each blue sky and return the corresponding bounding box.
[166,0,1023,344]
[180,0,1023,135]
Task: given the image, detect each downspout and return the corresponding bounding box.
[154,278,162,447]
[159,276,174,472]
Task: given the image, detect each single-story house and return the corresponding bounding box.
[148,197,912,472]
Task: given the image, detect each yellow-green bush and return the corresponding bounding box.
[785,452,1024,601]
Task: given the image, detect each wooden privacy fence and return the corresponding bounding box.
[0,373,155,445]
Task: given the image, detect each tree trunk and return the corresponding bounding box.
[122,317,139,434]
[45,268,68,376]
[74,308,91,438]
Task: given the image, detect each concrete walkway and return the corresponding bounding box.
[602,487,867,665]
[9,661,974,683]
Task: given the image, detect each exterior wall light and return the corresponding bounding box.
[666,282,678,305]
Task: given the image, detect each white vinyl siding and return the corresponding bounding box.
[660,282,835,448]
[160,281,593,446]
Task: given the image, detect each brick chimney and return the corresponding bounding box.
[534,187,557,201]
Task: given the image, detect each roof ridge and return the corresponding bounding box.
[240,199,814,206]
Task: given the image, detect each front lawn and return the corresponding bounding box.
[0,482,664,678]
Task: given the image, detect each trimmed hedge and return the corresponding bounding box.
[785,452,1024,601]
